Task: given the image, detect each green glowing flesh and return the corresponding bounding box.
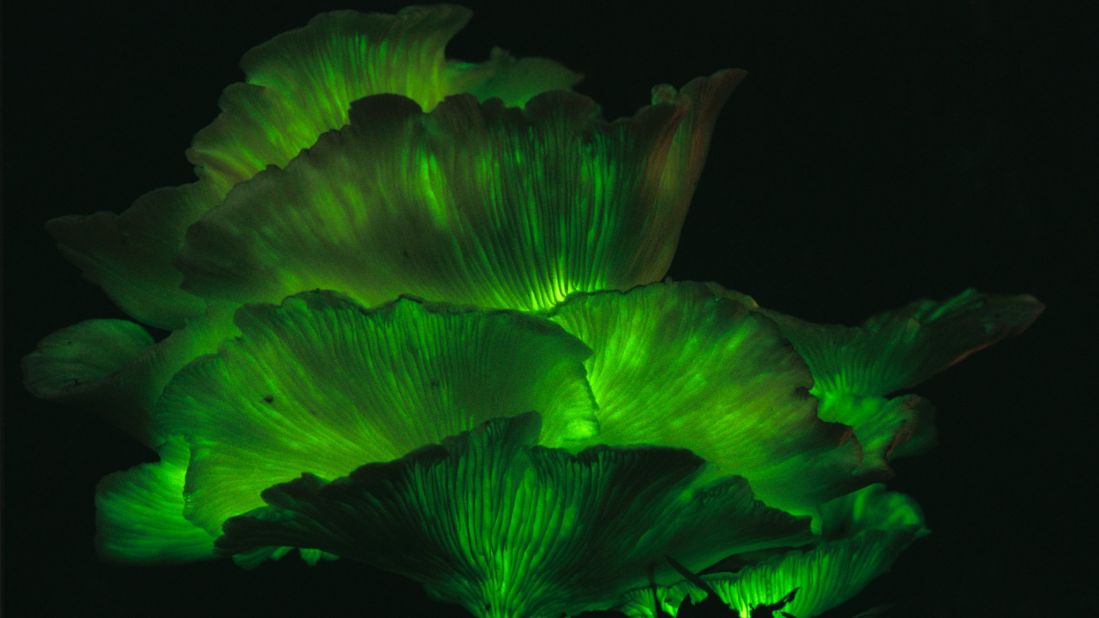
[178,70,744,312]
[96,437,216,563]
[155,292,598,534]
[546,282,865,511]
[763,289,1044,397]
[446,47,585,107]
[231,545,339,570]
[618,484,927,618]
[96,436,334,567]
[762,289,1043,466]
[700,485,927,618]
[189,6,578,193]
[617,584,687,618]
[217,413,812,618]
[22,319,153,401]
[47,5,579,329]
[22,304,239,444]
[46,183,215,329]
[817,393,937,471]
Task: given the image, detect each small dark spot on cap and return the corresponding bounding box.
[263,395,274,404]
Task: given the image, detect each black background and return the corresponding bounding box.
[3,1,1094,616]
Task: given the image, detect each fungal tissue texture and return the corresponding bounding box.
[24,5,1041,618]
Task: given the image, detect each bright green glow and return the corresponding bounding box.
[154,292,598,534]
[702,485,928,618]
[617,584,687,618]
[177,70,744,313]
[189,6,580,194]
[22,3,1046,613]
[546,282,863,512]
[816,393,936,472]
[96,436,338,567]
[448,47,584,108]
[762,289,1044,467]
[217,413,812,618]
[231,545,339,570]
[765,289,1043,398]
[617,485,927,618]
[22,304,240,444]
[95,436,216,562]
[46,5,580,329]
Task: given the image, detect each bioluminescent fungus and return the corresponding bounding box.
[544,282,866,512]
[24,4,1041,617]
[219,412,813,618]
[176,71,741,312]
[756,288,1043,471]
[45,5,579,330]
[23,304,240,443]
[615,484,928,617]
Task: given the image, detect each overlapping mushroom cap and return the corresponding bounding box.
[46,4,580,330]
[616,483,929,617]
[177,69,739,312]
[28,1,742,445]
[23,4,1041,617]
[219,412,812,618]
[94,291,602,563]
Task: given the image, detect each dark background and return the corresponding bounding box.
[3,1,1094,616]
